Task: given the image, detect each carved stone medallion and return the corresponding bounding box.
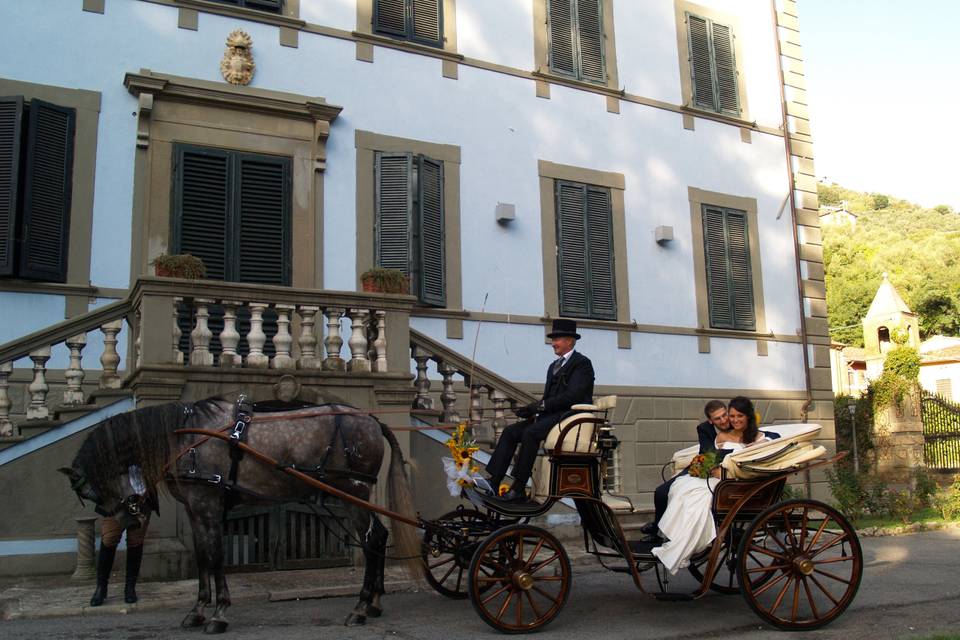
[220,29,255,86]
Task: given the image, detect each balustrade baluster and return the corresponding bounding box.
[219,301,242,368]
[63,334,87,405]
[246,303,270,368]
[373,310,388,373]
[347,309,370,373]
[172,297,184,365]
[0,362,12,436]
[99,320,123,389]
[297,305,321,369]
[271,304,295,369]
[189,299,215,366]
[411,346,434,410]
[438,361,460,424]
[133,309,142,370]
[469,383,483,436]
[322,307,345,371]
[489,388,508,444]
[27,347,52,420]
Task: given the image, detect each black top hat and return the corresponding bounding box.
[547,318,581,339]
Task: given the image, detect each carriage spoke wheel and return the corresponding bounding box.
[688,522,743,594]
[468,524,571,633]
[422,509,495,599]
[738,499,862,631]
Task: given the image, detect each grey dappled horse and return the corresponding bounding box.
[60,398,421,634]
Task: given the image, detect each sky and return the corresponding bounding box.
[801,1,960,209]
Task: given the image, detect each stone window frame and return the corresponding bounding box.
[538,160,630,329]
[673,0,751,123]
[172,0,303,46]
[355,0,459,67]
[0,78,101,317]
[124,69,341,290]
[532,0,620,93]
[688,186,768,338]
[355,130,462,316]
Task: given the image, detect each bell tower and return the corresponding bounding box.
[862,273,920,354]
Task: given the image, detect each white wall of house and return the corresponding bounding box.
[0,0,807,391]
[920,363,960,402]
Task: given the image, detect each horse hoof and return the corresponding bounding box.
[182,613,206,628]
[203,620,228,634]
[366,605,383,618]
[344,612,367,626]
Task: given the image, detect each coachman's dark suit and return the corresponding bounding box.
[485,351,595,490]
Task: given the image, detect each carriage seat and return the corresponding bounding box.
[533,396,617,498]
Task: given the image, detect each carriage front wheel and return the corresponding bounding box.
[467,524,571,634]
[737,499,863,630]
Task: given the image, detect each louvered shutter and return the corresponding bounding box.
[19,99,75,282]
[375,0,407,36]
[711,21,739,115]
[702,205,733,329]
[585,185,615,319]
[375,152,413,277]
[548,0,576,77]
[556,181,589,317]
[411,0,442,47]
[174,146,230,281]
[237,153,290,285]
[576,0,605,83]
[243,0,283,12]
[687,13,716,111]
[416,156,445,306]
[725,210,755,330]
[0,97,23,276]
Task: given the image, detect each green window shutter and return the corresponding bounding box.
[410,0,442,47]
[19,99,75,282]
[556,181,589,317]
[375,0,408,37]
[702,205,755,330]
[236,153,291,285]
[576,0,606,83]
[242,0,283,12]
[687,13,716,111]
[711,21,739,115]
[375,152,414,277]
[0,96,24,276]
[548,0,577,77]
[725,210,755,330]
[416,155,445,306]
[173,145,231,281]
[585,185,616,319]
[702,205,733,328]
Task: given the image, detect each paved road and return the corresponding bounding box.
[4,529,959,640]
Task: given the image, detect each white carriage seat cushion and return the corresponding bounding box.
[670,424,821,475]
[533,396,617,497]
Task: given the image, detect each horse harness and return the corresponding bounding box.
[174,397,379,505]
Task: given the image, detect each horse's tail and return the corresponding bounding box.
[377,419,423,582]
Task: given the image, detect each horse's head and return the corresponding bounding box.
[59,465,150,529]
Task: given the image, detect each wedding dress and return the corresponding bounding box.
[651,440,745,575]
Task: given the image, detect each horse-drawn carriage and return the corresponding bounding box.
[420,396,863,633]
[62,395,862,634]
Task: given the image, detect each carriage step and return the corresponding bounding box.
[653,592,695,602]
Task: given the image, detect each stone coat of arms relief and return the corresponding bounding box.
[221,29,255,86]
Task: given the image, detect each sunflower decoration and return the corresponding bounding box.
[688,451,720,479]
[442,423,482,496]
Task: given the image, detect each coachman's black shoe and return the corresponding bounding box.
[639,522,657,535]
[499,489,527,503]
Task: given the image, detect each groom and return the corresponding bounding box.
[484,319,595,502]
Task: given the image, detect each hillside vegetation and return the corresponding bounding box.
[820,184,960,347]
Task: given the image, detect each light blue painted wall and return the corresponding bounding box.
[0,0,806,391]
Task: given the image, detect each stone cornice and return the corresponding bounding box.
[174,0,305,30]
[123,69,342,123]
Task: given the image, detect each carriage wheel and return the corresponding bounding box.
[422,508,495,599]
[467,524,571,633]
[688,522,742,594]
[737,499,862,630]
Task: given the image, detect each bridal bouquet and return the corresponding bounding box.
[442,423,481,496]
[688,451,719,479]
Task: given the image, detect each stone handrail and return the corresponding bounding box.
[409,329,535,445]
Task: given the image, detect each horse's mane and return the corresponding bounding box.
[72,401,189,498]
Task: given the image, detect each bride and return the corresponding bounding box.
[652,396,778,574]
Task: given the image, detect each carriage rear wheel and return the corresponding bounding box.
[737,499,862,630]
[467,524,571,633]
[688,522,742,594]
[422,508,495,599]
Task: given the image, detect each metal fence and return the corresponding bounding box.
[920,392,960,471]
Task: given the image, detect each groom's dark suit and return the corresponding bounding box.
[485,350,595,491]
